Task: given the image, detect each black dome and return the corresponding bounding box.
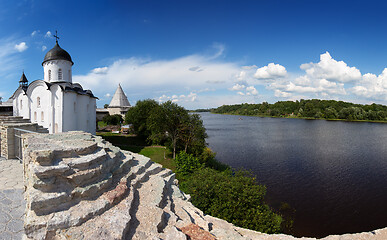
[42,42,74,65]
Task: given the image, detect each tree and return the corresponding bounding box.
[179,114,207,155]
[104,104,109,109]
[147,101,188,159]
[102,114,123,125]
[125,99,160,137]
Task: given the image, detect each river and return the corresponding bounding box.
[199,112,387,238]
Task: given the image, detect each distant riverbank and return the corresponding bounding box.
[211,112,387,124]
[206,99,387,123]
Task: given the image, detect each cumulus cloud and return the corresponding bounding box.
[158,92,197,103]
[42,45,47,51]
[229,83,245,91]
[254,63,287,79]
[45,31,52,38]
[31,30,39,37]
[351,70,387,101]
[14,42,28,52]
[92,67,108,74]
[246,86,258,95]
[300,52,361,83]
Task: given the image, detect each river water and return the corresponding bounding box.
[199,112,387,238]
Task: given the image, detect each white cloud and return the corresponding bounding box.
[14,42,28,52]
[254,63,287,79]
[74,53,239,98]
[158,92,198,103]
[300,52,361,83]
[229,83,246,91]
[104,93,111,98]
[45,31,52,38]
[246,86,258,95]
[31,30,39,37]
[350,70,387,101]
[42,45,47,51]
[274,90,292,98]
[92,67,108,74]
[237,91,245,96]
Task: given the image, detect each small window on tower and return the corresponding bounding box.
[58,69,62,80]
[37,97,41,108]
[41,112,44,122]
[48,70,51,80]
[20,100,23,110]
[34,112,37,122]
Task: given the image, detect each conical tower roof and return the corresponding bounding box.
[109,84,131,107]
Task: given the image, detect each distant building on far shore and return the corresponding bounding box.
[96,84,131,121]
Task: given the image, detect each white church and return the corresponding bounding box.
[10,37,97,134]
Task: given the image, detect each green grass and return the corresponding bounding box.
[98,121,108,128]
[97,132,176,172]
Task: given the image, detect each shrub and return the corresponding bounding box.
[175,151,203,175]
[103,114,123,125]
[180,168,283,234]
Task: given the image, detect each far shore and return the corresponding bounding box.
[203,112,387,124]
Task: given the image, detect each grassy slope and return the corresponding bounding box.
[97,132,176,172]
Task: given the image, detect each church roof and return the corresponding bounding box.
[19,72,28,83]
[42,42,74,65]
[109,84,131,108]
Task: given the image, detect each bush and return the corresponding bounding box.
[103,114,123,125]
[175,151,203,175]
[180,168,283,234]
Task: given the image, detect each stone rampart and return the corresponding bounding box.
[22,131,387,240]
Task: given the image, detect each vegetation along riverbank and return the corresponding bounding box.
[209,99,387,123]
[98,99,289,234]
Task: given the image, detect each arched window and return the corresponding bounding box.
[20,99,23,110]
[58,69,62,80]
[41,111,44,122]
[48,70,51,81]
[68,69,71,78]
[37,97,41,108]
[34,112,37,122]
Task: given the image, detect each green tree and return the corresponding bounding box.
[104,104,109,108]
[179,113,207,155]
[147,101,188,159]
[125,99,160,137]
[102,114,123,125]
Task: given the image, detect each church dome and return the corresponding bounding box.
[42,42,74,65]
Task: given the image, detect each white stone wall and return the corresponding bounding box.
[13,90,30,119]
[43,60,72,83]
[62,93,96,134]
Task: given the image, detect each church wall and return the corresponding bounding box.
[51,85,63,133]
[62,93,95,134]
[13,91,30,119]
[62,92,77,132]
[29,85,51,131]
[43,60,72,83]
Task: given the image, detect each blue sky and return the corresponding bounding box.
[1,0,387,109]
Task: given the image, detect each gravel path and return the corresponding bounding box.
[0,159,25,240]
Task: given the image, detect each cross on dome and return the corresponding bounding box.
[53,30,60,43]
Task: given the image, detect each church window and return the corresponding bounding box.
[41,112,44,122]
[58,69,62,80]
[20,100,22,110]
[37,97,41,108]
[34,112,37,122]
[48,70,52,80]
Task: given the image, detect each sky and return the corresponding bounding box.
[1,0,387,109]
